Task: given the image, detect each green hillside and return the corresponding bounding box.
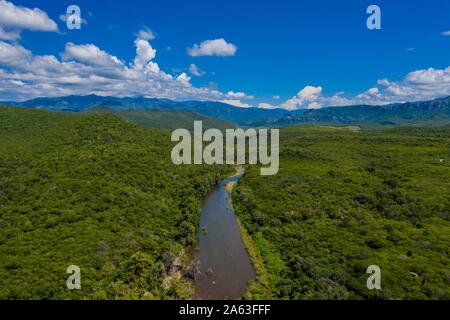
[86,106,237,131]
[0,106,229,299]
[233,126,450,299]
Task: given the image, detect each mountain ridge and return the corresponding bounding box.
[0,95,288,125]
[252,96,450,127]
[2,95,450,127]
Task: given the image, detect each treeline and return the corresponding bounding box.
[233,126,450,299]
[0,106,229,299]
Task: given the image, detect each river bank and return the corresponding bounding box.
[226,167,271,299]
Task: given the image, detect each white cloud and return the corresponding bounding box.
[0,41,32,67]
[377,78,390,86]
[226,91,254,100]
[407,67,449,84]
[258,102,277,109]
[0,0,57,41]
[220,99,252,108]
[133,38,158,73]
[273,95,280,100]
[136,27,155,41]
[61,43,123,68]
[280,66,450,110]
[0,38,226,101]
[0,26,20,41]
[176,72,191,85]
[441,30,450,36]
[188,63,205,77]
[0,25,251,102]
[281,86,348,110]
[299,86,322,100]
[354,67,450,105]
[0,0,57,31]
[368,87,379,95]
[1,1,448,110]
[187,38,237,57]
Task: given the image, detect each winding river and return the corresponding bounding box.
[193,174,256,300]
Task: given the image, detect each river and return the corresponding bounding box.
[193,174,256,300]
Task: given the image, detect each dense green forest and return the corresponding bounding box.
[233,126,450,299]
[86,106,237,131]
[1,105,449,300]
[0,106,230,299]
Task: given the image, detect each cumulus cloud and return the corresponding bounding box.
[176,72,191,85]
[441,30,450,36]
[136,27,156,41]
[0,0,57,31]
[188,63,205,77]
[1,1,448,110]
[61,43,123,68]
[0,0,57,41]
[134,40,156,64]
[279,66,450,110]
[187,38,237,57]
[0,35,224,101]
[0,18,248,104]
[281,86,349,110]
[0,41,32,67]
[352,67,450,105]
[226,91,254,100]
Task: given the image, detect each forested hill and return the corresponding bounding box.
[233,125,450,299]
[86,106,237,131]
[0,106,229,299]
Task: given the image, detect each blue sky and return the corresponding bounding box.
[0,0,449,108]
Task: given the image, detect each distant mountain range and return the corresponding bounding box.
[0,95,288,125]
[255,96,450,127]
[2,94,450,127]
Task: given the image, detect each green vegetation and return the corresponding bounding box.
[2,105,449,300]
[0,106,230,299]
[236,218,271,299]
[233,126,450,299]
[86,106,237,131]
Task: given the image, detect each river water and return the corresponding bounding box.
[193,175,256,299]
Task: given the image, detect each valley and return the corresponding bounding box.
[0,106,230,299]
[0,104,449,300]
